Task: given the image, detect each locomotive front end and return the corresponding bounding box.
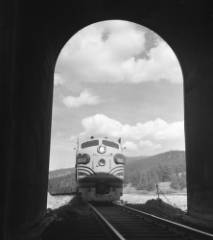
[76,137,125,202]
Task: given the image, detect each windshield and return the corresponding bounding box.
[102,140,119,149]
[81,140,99,148]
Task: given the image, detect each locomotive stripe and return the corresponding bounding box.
[77,168,93,175]
[77,166,94,172]
[77,167,92,173]
[111,168,124,172]
[77,167,93,173]
[109,167,124,172]
[77,165,95,174]
[111,169,124,175]
[111,171,124,176]
[77,171,93,177]
[109,166,124,174]
[109,165,124,171]
[77,172,91,177]
[77,171,90,176]
[110,170,124,175]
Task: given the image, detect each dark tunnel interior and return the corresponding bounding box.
[1,1,213,239]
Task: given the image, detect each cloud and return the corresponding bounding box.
[80,114,184,155]
[123,140,162,155]
[120,41,182,83]
[81,114,184,141]
[123,141,139,151]
[139,140,161,149]
[50,139,76,170]
[62,89,100,108]
[154,121,184,140]
[54,73,64,86]
[56,20,182,85]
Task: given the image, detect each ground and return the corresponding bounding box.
[47,192,187,211]
[45,193,213,238]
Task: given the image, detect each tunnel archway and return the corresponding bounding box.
[2,1,213,239]
[49,19,185,209]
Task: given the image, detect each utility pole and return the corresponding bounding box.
[156,183,160,199]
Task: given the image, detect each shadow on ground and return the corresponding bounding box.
[41,197,213,239]
[41,195,90,240]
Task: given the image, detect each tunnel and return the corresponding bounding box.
[1,0,213,239]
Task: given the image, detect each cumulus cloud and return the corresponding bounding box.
[81,114,122,137]
[154,121,184,140]
[139,140,161,149]
[123,141,139,151]
[123,140,162,155]
[62,89,100,108]
[54,73,64,86]
[120,41,182,83]
[56,20,182,85]
[80,114,184,155]
[81,114,184,141]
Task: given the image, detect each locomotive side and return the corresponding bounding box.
[75,136,125,202]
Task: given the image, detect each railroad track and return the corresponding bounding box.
[89,203,213,240]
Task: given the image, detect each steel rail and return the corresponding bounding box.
[89,203,126,240]
[120,204,213,239]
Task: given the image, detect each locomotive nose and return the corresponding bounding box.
[98,158,106,166]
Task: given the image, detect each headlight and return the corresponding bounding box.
[77,153,90,164]
[99,158,106,166]
[114,154,126,164]
[97,145,106,154]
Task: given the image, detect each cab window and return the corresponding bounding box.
[81,140,99,148]
[102,140,119,149]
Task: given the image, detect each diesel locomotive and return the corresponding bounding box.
[75,136,126,202]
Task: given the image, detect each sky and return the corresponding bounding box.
[50,20,184,171]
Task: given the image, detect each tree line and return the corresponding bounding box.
[124,163,186,191]
[48,173,76,195]
[48,162,186,194]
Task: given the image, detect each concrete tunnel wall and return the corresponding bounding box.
[1,0,213,239]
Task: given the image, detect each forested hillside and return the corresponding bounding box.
[48,168,76,195]
[125,151,186,191]
[49,168,75,179]
[48,150,186,194]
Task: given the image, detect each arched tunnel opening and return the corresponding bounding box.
[2,1,213,239]
[48,20,186,212]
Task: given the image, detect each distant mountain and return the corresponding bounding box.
[49,168,75,179]
[48,168,76,195]
[48,150,185,194]
[124,151,186,190]
[125,150,185,172]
